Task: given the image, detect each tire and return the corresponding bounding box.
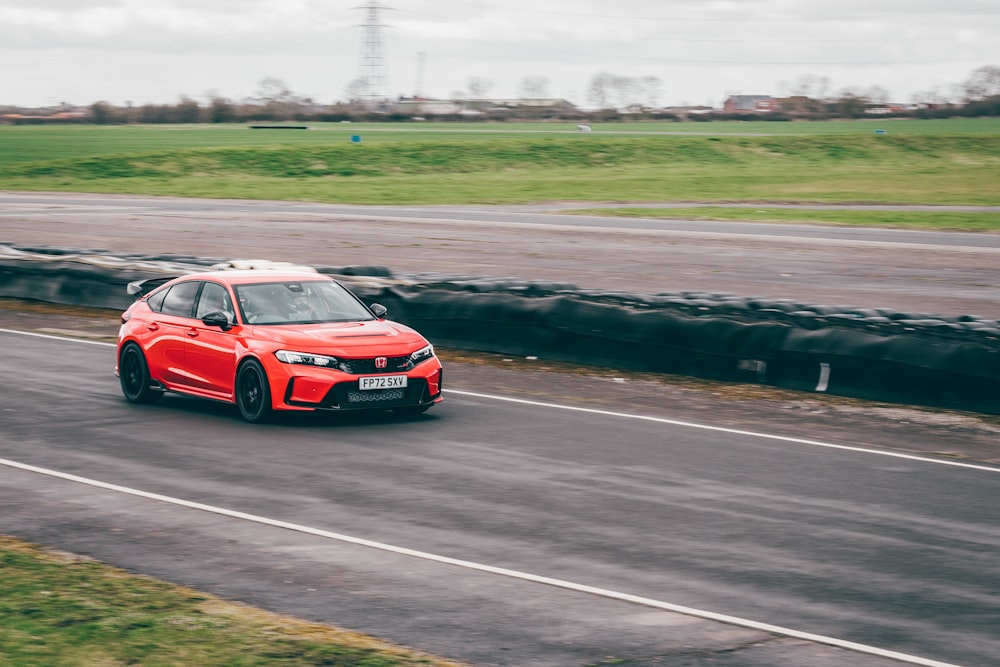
[119,343,163,404]
[236,359,272,423]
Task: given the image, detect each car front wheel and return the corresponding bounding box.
[119,343,163,404]
[236,359,272,423]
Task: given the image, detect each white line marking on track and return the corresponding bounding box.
[2,327,997,474]
[0,455,963,667]
[448,389,1000,474]
[0,328,116,347]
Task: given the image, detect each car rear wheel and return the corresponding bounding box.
[236,359,272,423]
[119,343,163,404]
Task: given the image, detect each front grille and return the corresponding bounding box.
[346,388,406,403]
[341,355,410,374]
[323,378,429,410]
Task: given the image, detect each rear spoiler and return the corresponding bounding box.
[126,276,177,298]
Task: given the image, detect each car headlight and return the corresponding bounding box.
[408,344,435,366]
[275,350,340,367]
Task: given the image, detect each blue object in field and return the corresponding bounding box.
[351,135,362,143]
[875,129,887,135]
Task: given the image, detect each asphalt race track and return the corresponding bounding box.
[2,193,1000,665]
[2,330,998,667]
[2,192,1000,319]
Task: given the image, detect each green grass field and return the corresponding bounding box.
[0,536,462,667]
[1,121,999,211]
[3,118,1000,165]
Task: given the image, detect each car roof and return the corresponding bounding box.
[179,270,331,286]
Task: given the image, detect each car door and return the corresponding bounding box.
[184,280,242,399]
[144,279,203,388]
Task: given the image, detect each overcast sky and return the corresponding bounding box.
[2,0,998,108]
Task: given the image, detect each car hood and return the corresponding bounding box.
[247,319,428,353]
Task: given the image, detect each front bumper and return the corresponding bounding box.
[266,358,443,412]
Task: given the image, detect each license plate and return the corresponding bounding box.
[359,375,408,390]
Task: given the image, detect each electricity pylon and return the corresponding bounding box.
[356,1,392,106]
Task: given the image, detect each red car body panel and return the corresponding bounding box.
[115,270,443,419]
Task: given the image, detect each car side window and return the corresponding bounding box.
[159,281,202,318]
[195,282,235,321]
[145,288,168,313]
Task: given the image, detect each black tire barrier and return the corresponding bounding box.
[2,244,998,414]
[0,255,166,310]
[357,287,999,414]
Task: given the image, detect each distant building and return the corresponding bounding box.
[395,97,463,115]
[722,95,773,113]
[484,98,577,110]
[393,97,576,116]
[865,104,907,115]
[660,105,716,116]
[0,108,88,124]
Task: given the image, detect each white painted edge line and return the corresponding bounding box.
[2,327,997,475]
[447,389,1000,474]
[0,455,963,667]
[0,327,115,347]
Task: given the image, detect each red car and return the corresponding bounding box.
[115,270,443,422]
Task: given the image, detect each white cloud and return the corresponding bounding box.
[1,0,997,106]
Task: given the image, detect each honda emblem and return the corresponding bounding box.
[375,356,388,369]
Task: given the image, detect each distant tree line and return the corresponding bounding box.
[4,66,998,125]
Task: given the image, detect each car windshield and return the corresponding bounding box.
[234,280,376,325]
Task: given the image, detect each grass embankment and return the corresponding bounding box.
[1,127,998,208]
[3,118,1000,167]
[0,535,463,667]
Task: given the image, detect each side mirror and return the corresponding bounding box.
[201,311,233,331]
[370,303,388,319]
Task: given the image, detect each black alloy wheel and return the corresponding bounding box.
[119,343,163,404]
[236,359,272,423]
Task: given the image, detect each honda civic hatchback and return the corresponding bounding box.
[115,270,443,422]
